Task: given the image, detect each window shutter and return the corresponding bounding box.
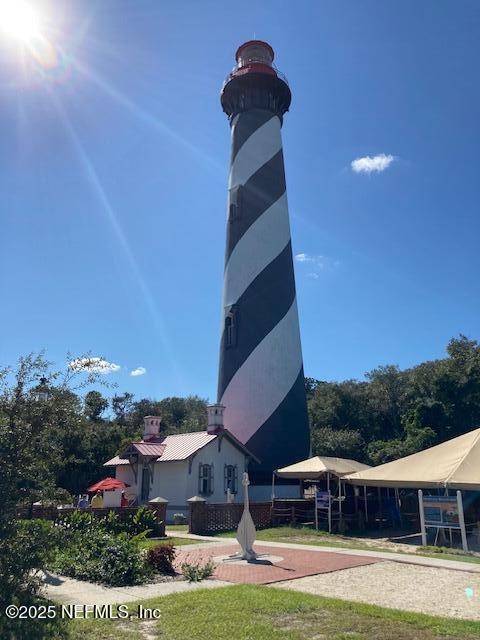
[224,464,228,493]
[198,464,203,494]
[209,464,214,495]
[234,465,238,494]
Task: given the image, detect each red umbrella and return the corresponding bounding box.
[87,478,130,492]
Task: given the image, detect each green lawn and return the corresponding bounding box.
[69,585,480,640]
[215,526,480,565]
[166,524,189,532]
[139,535,206,549]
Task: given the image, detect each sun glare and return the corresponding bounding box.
[0,0,41,42]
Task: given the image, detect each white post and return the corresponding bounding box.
[327,472,332,534]
[457,490,468,553]
[271,472,276,501]
[314,485,318,531]
[418,489,427,546]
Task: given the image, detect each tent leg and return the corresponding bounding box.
[339,479,343,532]
[271,472,275,502]
[377,487,382,528]
[327,472,331,534]
[395,487,401,527]
[364,485,368,524]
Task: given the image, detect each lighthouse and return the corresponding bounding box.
[218,41,310,485]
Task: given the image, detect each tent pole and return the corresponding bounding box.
[395,487,402,527]
[327,472,331,534]
[339,478,343,531]
[457,491,468,553]
[378,486,383,527]
[364,485,368,524]
[271,472,276,502]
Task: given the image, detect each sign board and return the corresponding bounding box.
[316,491,330,510]
[418,490,468,552]
[314,488,332,533]
[422,496,459,528]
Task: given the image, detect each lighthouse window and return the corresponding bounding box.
[198,464,214,495]
[225,307,237,348]
[224,464,238,494]
[229,186,242,220]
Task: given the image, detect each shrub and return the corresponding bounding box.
[49,528,150,586]
[0,520,67,639]
[180,559,215,582]
[146,543,176,574]
[128,507,156,536]
[55,507,157,537]
[55,510,98,533]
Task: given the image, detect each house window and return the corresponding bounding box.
[225,306,237,348]
[198,463,214,495]
[224,464,238,494]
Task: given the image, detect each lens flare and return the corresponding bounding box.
[0,0,40,42]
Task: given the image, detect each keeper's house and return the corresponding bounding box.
[103,405,258,522]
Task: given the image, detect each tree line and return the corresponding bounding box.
[307,335,480,464]
[2,334,480,501]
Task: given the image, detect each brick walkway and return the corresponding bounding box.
[175,544,381,585]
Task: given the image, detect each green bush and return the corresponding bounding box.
[180,559,215,582]
[146,543,176,574]
[56,507,156,537]
[0,520,67,640]
[128,507,156,536]
[49,528,150,586]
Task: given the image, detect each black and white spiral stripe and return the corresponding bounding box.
[218,108,310,475]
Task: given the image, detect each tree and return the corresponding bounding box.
[111,392,134,425]
[312,427,365,461]
[84,390,109,421]
[0,352,110,638]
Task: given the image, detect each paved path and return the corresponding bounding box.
[168,532,480,573]
[174,544,380,585]
[43,572,231,606]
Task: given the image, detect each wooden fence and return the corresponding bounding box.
[16,503,167,537]
[188,499,315,534]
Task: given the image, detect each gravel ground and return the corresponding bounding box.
[274,561,480,621]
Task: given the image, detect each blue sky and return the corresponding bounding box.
[1,1,479,401]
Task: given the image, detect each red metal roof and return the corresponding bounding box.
[131,442,166,457]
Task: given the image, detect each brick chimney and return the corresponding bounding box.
[143,416,161,441]
[207,404,225,434]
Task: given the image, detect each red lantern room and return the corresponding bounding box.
[232,40,277,78]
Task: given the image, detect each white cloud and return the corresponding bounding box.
[351,153,395,174]
[294,253,339,280]
[130,367,147,377]
[69,357,120,374]
[294,254,328,269]
[294,253,309,263]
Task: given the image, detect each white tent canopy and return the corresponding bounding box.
[275,456,371,480]
[344,428,480,491]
